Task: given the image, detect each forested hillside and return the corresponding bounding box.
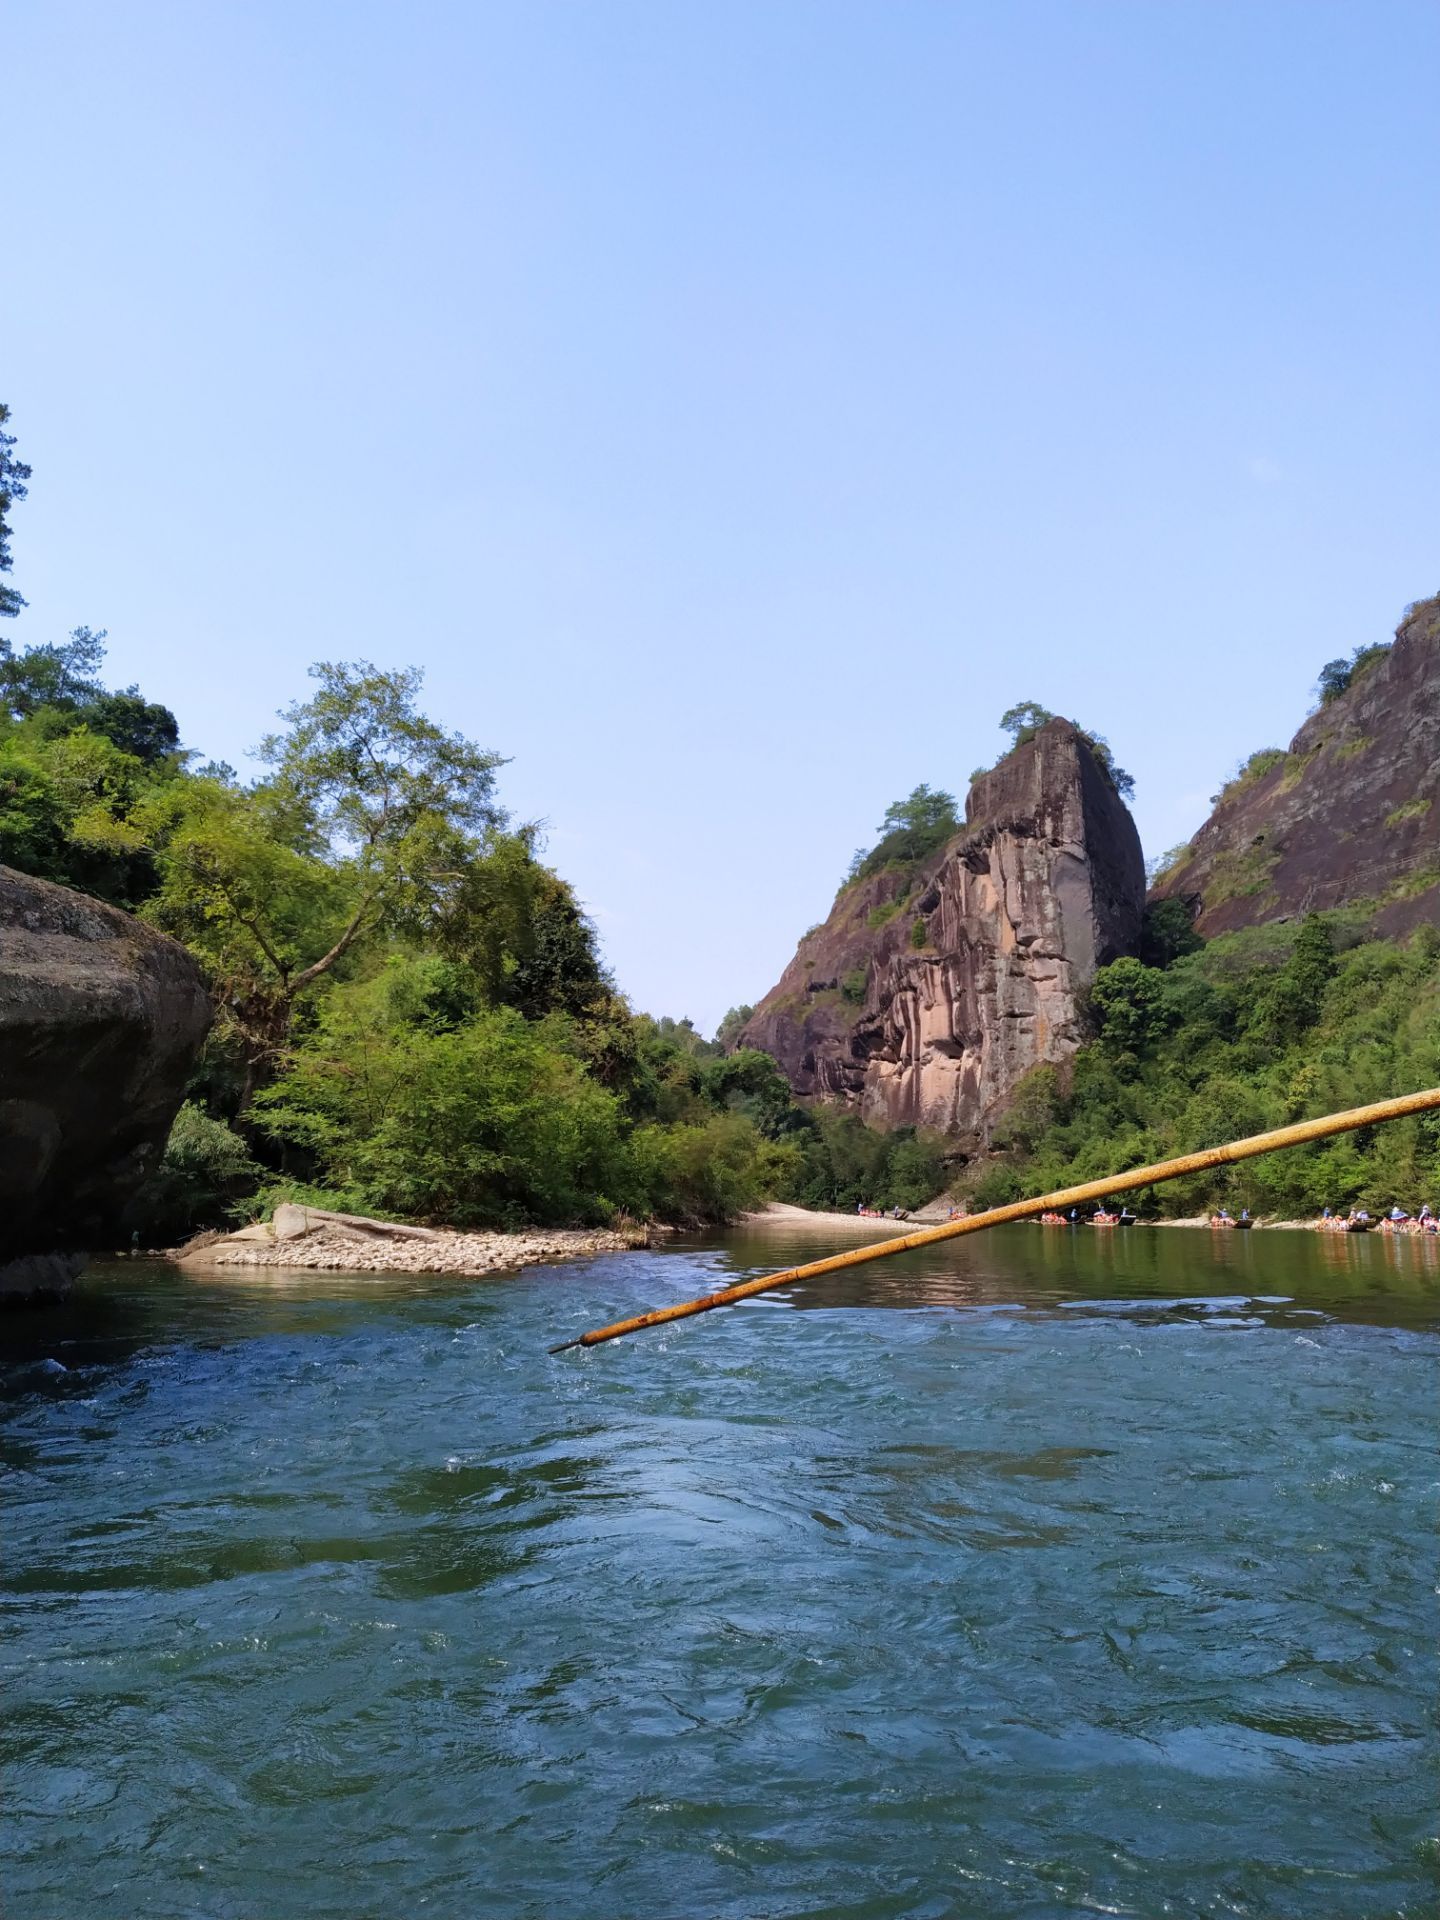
[960,904,1440,1217]
[0,626,954,1234]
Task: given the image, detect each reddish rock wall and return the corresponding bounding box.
[740,721,1145,1140]
[1151,596,1439,938]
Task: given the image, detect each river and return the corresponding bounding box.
[3,1225,1437,1918]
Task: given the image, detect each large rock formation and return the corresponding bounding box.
[0,866,211,1298]
[740,721,1145,1139]
[1152,596,1439,938]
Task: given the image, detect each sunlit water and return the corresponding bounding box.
[3,1226,1437,1919]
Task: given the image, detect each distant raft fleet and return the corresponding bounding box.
[1029,1203,1437,1233]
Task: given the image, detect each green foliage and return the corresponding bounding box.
[1,626,107,716]
[626,1114,775,1224]
[1386,797,1431,828]
[909,914,929,950]
[986,703,1134,798]
[1137,898,1202,968]
[770,1108,949,1212]
[129,661,515,1084]
[134,1103,259,1242]
[1089,957,1173,1058]
[999,701,1055,747]
[1077,731,1134,798]
[844,784,960,887]
[1,620,820,1232]
[962,915,1440,1218]
[1146,843,1193,887]
[866,896,904,931]
[0,433,855,1239]
[256,972,631,1227]
[249,959,791,1228]
[1316,643,1390,706]
[840,967,868,1004]
[0,630,188,909]
[1212,747,1285,805]
[713,1004,754,1051]
[0,402,31,618]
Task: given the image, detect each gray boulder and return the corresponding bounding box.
[0,866,211,1296]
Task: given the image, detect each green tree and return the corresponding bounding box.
[845,784,960,886]
[0,626,107,716]
[1090,957,1172,1056]
[1138,898,1202,968]
[998,701,1055,747]
[143,663,508,1083]
[257,967,630,1227]
[134,1102,259,1241]
[878,783,959,841]
[991,702,1134,797]
[1315,643,1390,707]
[1247,914,1335,1046]
[1080,731,1135,798]
[74,687,181,765]
[714,1004,754,1051]
[260,659,506,943]
[0,403,31,618]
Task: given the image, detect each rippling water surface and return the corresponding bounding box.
[4,1226,1437,1918]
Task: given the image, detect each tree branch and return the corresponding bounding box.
[288,895,377,995]
[214,881,291,985]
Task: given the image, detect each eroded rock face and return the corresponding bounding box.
[0,866,211,1294]
[1151,597,1439,938]
[740,721,1145,1139]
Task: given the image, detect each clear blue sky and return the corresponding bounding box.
[7,1,1437,1033]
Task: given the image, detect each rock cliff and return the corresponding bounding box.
[740,721,1145,1139]
[1151,596,1439,938]
[0,866,211,1298]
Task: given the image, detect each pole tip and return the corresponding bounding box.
[548,1337,585,1355]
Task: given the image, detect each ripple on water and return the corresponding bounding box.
[1,1234,1437,1919]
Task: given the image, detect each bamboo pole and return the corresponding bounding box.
[549,1086,1440,1353]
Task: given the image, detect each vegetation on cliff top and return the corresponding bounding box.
[1315,642,1391,706]
[840,707,1137,901]
[971,702,1135,798]
[843,784,960,889]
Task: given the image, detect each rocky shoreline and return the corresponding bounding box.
[171,1204,652,1277]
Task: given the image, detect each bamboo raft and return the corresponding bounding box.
[550,1087,1440,1354]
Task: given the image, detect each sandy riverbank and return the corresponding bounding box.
[741,1202,1337,1233]
[737,1202,945,1235]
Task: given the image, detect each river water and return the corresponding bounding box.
[3,1226,1437,1919]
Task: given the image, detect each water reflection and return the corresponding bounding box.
[701,1220,1440,1328]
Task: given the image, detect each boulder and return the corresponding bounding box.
[0,866,211,1296]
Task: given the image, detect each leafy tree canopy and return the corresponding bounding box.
[998,700,1055,747]
[844,783,961,887]
[1315,642,1391,707]
[986,701,1135,798]
[0,402,31,618]
[714,1004,754,1051]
